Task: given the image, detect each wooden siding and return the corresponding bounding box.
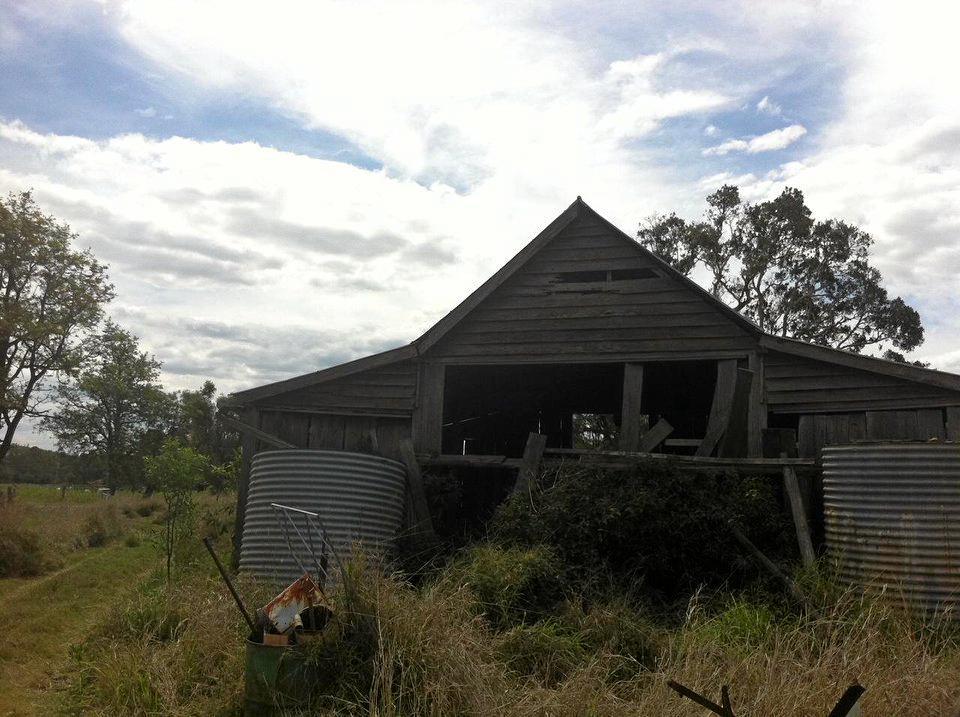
[765,351,960,413]
[428,216,756,362]
[257,409,410,461]
[253,360,417,417]
[797,408,951,459]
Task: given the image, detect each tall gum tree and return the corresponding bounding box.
[0,191,114,462]
[638,185,923,355]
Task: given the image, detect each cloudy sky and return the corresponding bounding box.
[3,1,960,448]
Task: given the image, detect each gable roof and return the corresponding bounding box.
[225,197,960,405]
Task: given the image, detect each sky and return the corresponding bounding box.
[2,1,960,449]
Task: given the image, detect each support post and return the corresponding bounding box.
[231,406,259,569]
[513,432,547,495]
[413,361,445,454]
[696,359,738,457]
[782,451,816,567]
[619,363,644,451]
[747,352,766,457]
[399,439,436,539]
[637,418,673,453]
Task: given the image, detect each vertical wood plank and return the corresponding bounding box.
[797,415,816,459]
[413,362,445,453]
[308,415,345,450]
[717,367,754,458]
[782,454,816,567]
[947,407,960,441]
[513,432,548,495]
[275,411,309,447]
[747,352,766,457]
[619,363,645,451]
[231,406,259,568]
[696,359,738,457]
[398,439,436,539]
[917,408,946,440]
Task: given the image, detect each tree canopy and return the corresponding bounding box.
[638,185,924,355]
[0,191,114,462]
[42,320,175,489]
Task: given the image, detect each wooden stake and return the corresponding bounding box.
[781,451,816,567]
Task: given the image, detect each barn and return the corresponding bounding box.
[223,197,960,539]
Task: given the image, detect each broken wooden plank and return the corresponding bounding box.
[637,418,673,452]
[219,412,296,449]
[782,452,816,567]
[512,432,548,494]
[399,439,436,539]
[619,362,645,451]
[728,520,807,604]
[717,368,754,458]
[696,359,738,457]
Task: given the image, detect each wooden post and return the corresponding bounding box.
[619,363,644,451]
[231,406,259,568]
[747,352,766,457]
[413,362,445,454]
[513,432,547,495]
[782,451,816,567]
[696,359,738,457]
[399,439,436,539]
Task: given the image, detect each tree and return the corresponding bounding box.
[145,439,208,580]
[42,320,176,489]
[0,191,114,463]
[638,186,924,354]
[173,380,238,465]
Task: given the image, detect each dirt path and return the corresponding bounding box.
[0,541,159,717]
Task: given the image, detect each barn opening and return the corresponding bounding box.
[441,360,718,457]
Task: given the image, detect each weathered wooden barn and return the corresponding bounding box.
[224,197,960,526]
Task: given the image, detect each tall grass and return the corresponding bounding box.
[63,548,960,716]
[0,484,163,577]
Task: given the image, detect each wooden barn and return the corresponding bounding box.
[223,197,960,536]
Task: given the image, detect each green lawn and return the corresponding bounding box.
[0,529,160,716]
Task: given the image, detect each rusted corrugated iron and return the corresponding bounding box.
[823,442,960,614]
[261,573,325,634]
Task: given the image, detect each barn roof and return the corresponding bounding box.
[225,197,960,405]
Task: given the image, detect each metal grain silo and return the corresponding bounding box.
[240,450,407,585]
[822,443,960,614]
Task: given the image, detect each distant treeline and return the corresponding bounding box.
[0,444,99,485]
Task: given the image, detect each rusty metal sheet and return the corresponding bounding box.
[261,573,325,633]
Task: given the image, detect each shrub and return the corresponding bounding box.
[492,461,795,601]
[449,544,566,628]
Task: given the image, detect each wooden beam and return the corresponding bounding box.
[747,352,766,457]
[619,363,645,451]
[728,520,807,604]
[418,454,524,469]
[513,432,548,494]
[697,359,738,457]
[413,361,445,453]
[219,412,296,449]
[718,368,755,458]
[399,439,436,539]
[231,407,259,568]
[782,452,816,567]
[543,446,814,468]
[637,418,673,452]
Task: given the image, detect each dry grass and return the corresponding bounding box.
[0,484,162,577]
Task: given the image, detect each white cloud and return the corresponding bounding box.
[703,124,807,155]
[756,95,782,116]
[134,106,156,117]
[704,124,719,136]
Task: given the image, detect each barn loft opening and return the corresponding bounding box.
[441,360,718,458]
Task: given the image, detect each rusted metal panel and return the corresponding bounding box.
[239,449,406,585]
[823,443,960,613]
[261,574,325,633]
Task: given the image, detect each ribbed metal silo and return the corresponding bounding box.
[822,443,960,614]
[240,450,407,585]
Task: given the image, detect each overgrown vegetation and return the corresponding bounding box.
[60,462,960,716]
[0,484,160,578]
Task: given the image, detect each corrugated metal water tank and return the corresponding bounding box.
[823,443,960,614]
[240,450,407,585]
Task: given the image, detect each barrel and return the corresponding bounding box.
[822,442,960,614]
[240,450,407,585]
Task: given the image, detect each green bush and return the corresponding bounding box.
[491,461,795,601]
[450,544,565,628]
